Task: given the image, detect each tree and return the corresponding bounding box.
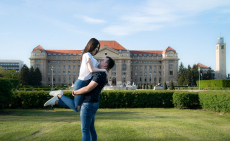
[29,66,35,86]
[170,80,175,90]
[18,64,30,86]
[191,64,199,86]
[34,67,42,86]
[177,62,186,85]
[163,82,167,90]
[184,65,192,86]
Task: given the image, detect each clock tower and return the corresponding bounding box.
[216,37,226,79]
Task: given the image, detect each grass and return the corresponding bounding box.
[0,108,230,141]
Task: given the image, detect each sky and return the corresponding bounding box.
[1,0,230,75]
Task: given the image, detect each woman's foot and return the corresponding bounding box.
[44,96,59,107]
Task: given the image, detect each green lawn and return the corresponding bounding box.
[0,108,230,141]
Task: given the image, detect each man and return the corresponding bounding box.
[44,56,115,141]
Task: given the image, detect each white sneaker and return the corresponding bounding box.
[44,96,59,107]
[49,90,63,97]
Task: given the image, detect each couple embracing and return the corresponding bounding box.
[44,38,115,141]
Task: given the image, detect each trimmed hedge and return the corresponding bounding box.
[10,90,174,109]
[199,91,230,113]
[0,79,13,109]
[173,91,199,109]
[197,79,230,87]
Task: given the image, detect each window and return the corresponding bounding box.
[63,65,66,69]
[153,54,156,57]
[58,71,61,75]
[53,61,56,63]
[73,65,76,69]
[154,78,156,82]
[78,61,80,63]
[73,61,76,63]
[68,61,71,63]
[139,54,142,57]
[148,54,152,57]
[149,66,152,69]
[105,52,107,55]
[145,66,147,69]
[134,54,137,57]
[73,71,76,75]
[36,60,40,62]
[48,61,51,63]
[145,78,147,82]
[149,61,152,63]
[112,72,116,76]
[140,71,142,75]
[134,61,137,63]
[58,65,60,69]
[63,61,66,63]
[123,78,126,82]
[68,53,71,56]
[53,53,56,56]
[53,71,55,75]
[154,66,156,69]
[53,66,56,69]
[58,77,61,82]
[135,71,137,75]
[169,64,173,69]
[58,61,61,63]
[169,60,174,63]
[68,65,71,69]
[145,71,147,76]
[139,61,142,63]
[159,66,161,69]
[130,54,133,57]
[140,66,142,69]
[112,64,116,71]
[78,65,80,69]
[73,54,77,56]
[63,71,66,75]
[154,61,157,64]
[131,66,132,69]
[221,46,224,49]
[48,53,51,56]
[68,71,71,75]
[144,61,147,63]
[140,78,142,82]
[122,64,126,71]
[158,54,162,57]
[144,54,147,57]
[35,64,40,68]
[159,71,161,76]
[58,53,61,56]
[48,71,50,75]
[48,78,50,82]
[63,53,66,56]
[154,71,156,75]
[131,61,133,63]
[170,71,173,75]
[48,65,50,69]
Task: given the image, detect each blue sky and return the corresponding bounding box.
[1,0,230,75]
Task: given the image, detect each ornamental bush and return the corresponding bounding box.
[173,91,199,109]
[199,91,230,113]
[0,79,13,109]
[197,79,230,87]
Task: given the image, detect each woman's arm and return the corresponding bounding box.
[87,58,107,73]
[72,81,98,96]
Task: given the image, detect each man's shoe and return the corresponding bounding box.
[44,96,58,107]
[49,90,63,97]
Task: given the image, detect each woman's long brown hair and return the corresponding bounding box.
[81,38,100,64]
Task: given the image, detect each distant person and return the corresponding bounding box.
[45,38,107,112]
[44,56,115,141]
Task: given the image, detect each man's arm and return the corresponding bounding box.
[73,81,98,95]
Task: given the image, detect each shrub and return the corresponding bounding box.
[0,79,13,109]
[173,91,199,109]
[197,79,230,87]
[199,91,230,113]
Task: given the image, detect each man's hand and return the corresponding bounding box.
[78,106,81,111]
[72,90,75,97]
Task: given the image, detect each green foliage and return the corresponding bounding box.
[163,82,167,90]
[18,64,30,85]
[196,79,230,88]
[199,91,230,113]
[169,80,175,90]
[173,91,199,109]
[9,79,19,88]
[184,65,191,86]
[0,79,13,109]
[29,66,35,86]
[34,67,42,86]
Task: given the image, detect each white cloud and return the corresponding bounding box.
[77,15,106,24]
[103,0,230,36]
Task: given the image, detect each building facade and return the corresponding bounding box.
[30,41,179,86]
[0,60,24,72]
[216,37,226,79]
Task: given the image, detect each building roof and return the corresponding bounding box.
[46,50,82,54]
[197,63,209,69]
[129,50,163,54]
[99,41,127,51]
[32,45,46,53]
[164,46,176,53]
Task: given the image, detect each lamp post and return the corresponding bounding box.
[198,66,200,90]
[51,66,53,91]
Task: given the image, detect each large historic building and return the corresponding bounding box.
[30,41,179,86]
[0,60,24,72]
